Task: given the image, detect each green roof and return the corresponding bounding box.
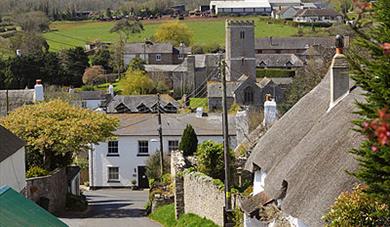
[0,185,67,227]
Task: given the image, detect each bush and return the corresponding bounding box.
[145,152,170,181]
[26,166,49,178]
[179,124,198,156]
[323,185,390,226]
[196,140,235,181]
[82,65,105,85]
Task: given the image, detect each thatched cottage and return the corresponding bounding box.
[241,42,364,226]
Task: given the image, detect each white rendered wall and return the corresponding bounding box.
[90,135,233,187]
[253,169,267,195]
[0,147,26,192]
[86,100,103,109]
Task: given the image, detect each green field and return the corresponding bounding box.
[43,17,307,50]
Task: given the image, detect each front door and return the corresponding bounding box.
[137,166,149,188]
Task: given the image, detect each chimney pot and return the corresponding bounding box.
[329,35,349,109]
[34,79,44,102]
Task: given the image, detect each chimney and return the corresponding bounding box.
[33,79,44,102]
[108,84,114,97]
[263,94,278,129]
[329,35,349,109]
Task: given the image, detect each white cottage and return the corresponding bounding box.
[0,125,26,192]
[241,44,363,226]
[89,113,237,189]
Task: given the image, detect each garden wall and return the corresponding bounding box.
[183,172,225,226]
[25,168,67,214]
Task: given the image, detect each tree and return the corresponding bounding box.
[179,124,198,156]
[196,140,235,181]
[110,39,125,76]
[118,69,154,95]
[346,0,390,206]
[0,100,118,170]
[12,11,49,32]
[128,56,145,71]
[145,152,170,181]
[279,46,333,114]
[82,65,105,85]
[10,32,49,55]
[110,18,144,41]
[59,46,89,87]
[91,48,112,71]
[154,21,193,46]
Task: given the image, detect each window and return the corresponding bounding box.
[156,54,161,62]
[178,54,184,60]
[108,167,119,181]
[138,140,149,155]
[240,31,245,39]
[168,140,179,152]
[244,86,254,105]
[81,101,87,108]
[108,141,119,156]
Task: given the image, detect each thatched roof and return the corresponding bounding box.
[0,89,34,116]
[245,72,365,226]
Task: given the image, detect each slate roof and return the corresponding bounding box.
[106,94,179,113]
[0,185,67,227]
[124,42,173,54]
[207,81,241,98]
[256,54,304,68]
[0,89,34,116]
[255,36,349,50]
[269,0,301,4]
[245,72,365,226]
[144,64,187,72]
[295,8,341,17]
[0,125,25,163]
[113,113,236,136]
[256,77,293,88]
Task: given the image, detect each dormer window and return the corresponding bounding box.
[137,103,150,113]
[115,103,131,113]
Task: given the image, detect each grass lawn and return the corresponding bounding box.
[149,204,219,227]
[43,17,308,50]
[189,97,208,110]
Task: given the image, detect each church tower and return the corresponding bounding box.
[225,20,256,81]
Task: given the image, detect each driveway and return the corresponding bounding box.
[60,189,161,227]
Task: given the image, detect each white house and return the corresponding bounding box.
[89,113,237,188]
[0,125,26,192]
[293,8,343,23]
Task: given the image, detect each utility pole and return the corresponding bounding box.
[220,59,232,225]
[157,93,164,177]
[5,89,9,115]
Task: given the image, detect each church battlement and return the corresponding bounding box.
[226,20,255,26]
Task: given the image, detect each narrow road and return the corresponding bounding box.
[60,189,161,227]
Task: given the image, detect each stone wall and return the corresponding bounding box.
[183,172,226,226]
[26,168,67,214]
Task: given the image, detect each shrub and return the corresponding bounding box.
[82,65,105,85]
[196,140,235,181]
[26,166,49,178]
[145,152,170,181]
[323,185,390,226]
[179,124,198,156]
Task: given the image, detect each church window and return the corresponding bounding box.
[240,31,245,39]
[244,86,254,104]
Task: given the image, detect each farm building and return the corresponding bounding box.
[210,0,272,16]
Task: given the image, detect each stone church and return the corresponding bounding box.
[207,20,283,111]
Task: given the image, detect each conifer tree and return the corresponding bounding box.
[179,124,198,156]
[348,0,390,205]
